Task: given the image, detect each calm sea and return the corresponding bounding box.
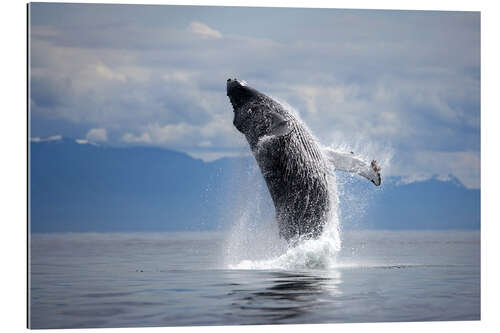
[29,230,480,329]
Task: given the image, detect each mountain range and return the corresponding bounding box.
[29,138,480,232]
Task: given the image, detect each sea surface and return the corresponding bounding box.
[29,230,480,329]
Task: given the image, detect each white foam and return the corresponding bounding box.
[229,227,341,270]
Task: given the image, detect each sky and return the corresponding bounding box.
[29,3,480,189]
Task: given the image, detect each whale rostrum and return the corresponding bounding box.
[226,78,381,242]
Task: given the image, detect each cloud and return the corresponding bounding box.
[186,150,250,162]
[95,63,127,82]
[121,119,244,149]
[188,21,222,39]
[30,135,62,142]
[29,5,480,187]
[86,128,108,142]
[122,132,152,144]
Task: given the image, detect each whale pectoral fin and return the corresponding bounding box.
[270,120,292,137]
[268,111,293,137]
[322,148,382,186]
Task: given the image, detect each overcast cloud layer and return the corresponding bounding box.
[29,3,480,188]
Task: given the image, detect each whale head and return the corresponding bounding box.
[226,78,264,136]
[226,78,259,109]
[226,78,293,147]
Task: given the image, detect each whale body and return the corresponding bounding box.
[226,79,381,242]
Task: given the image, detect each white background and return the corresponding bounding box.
[1,0,498,332]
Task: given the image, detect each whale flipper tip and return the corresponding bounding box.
[371,160,382,186]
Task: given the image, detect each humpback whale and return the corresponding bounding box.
[226,78,381,242]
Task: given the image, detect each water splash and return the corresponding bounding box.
[330,140,393,230]
[222,100,392,271]
[223,160,341,270]
[230,225,341,270]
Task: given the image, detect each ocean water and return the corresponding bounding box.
[29,230,480,329]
